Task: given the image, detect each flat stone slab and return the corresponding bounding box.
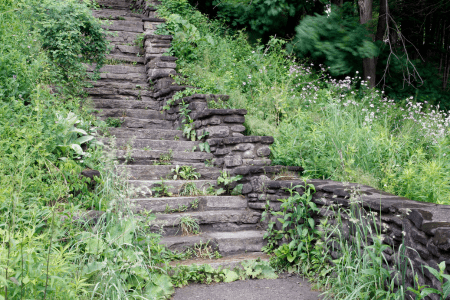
[131,196,247,213]
[129,179,217,196]
[92,9,144,20]
[86,64,145,74]
[161,230,265,254]
[118,164,221,180]
[106,128,183,140]
[154,211,261,227]
[102,138,200,151]
[170,252,270,270]
[105,54,145,64]
[89,80,146,90]
[93,99,159,110]
[94,108,164,119]
[115,149,213,164]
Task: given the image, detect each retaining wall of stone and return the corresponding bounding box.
[130,1,450,297]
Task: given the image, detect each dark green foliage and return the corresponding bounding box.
[288,4,378,76]
[189,0,325,42]
[377,51,450,109]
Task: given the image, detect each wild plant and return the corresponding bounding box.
[170,259,277,287]
[105,117,124,127]
[216,171,243,195]
[191,240,217,259]
[262,182,323,275]
[178,215,200,235]
[154,150,173,165]
[408,262,450,300]
[179,182,203,196]
[171,165,200,180]
[151,180,174,197]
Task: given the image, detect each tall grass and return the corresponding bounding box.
[156,0,450,204]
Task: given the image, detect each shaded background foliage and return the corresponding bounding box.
[190,0,450,108]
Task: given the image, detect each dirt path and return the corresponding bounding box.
[171,273,325,300]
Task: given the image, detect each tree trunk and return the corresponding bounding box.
[375,0,388,43]
[358,0,376,87]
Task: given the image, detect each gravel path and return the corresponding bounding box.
[171,273,325,300]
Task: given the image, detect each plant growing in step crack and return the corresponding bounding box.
[191,240,217,259]
[151,179,174,197]
[135,32,145,48]
[154,150,173,165]
[165,198,199,213]
[162,88,200,111]
[165,203,188,214]
[171,165,200,180]
[190,198,199,209]
[105,117,124,128]
[216,171,243,195]
[170,259,277,287]
[179,182,203,196]
[177,215,200,235]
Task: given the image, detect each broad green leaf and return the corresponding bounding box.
[71,144,84,155]
[223,269,239,282]
[424,265,441,280]
[443,278,450,298]
[308,218,315,228]
[74,135,94,144]
[85,237,105,254]
[70,128,88,135]
[151,274,174,297]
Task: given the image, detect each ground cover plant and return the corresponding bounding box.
[155,0,450,205]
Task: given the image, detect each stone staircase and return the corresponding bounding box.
[87,0,280,265]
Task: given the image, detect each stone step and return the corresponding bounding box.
[106,31,141,44]
[110,44,144,56]
[87,64,145,74]
[93,99,159,110]
[131,196,247,213]
[97,0,131,9]
[118,164,220,180]
[86,89,153,100]
[102,19,143,30]
[169,252,270,270]
[93,108,164,120]
[106,128,183,140]
[115,149,213,164]
[89,80,148,90]
[161,230,266,254]
[106,54,144,64]
[129,179,217,197]
[100,117,173,129]
[92,9,144,21]
[91,72,147,83]
[102,138,201,152]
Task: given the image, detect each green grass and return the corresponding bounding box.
[0,0,180,298]
[156,0,450,205]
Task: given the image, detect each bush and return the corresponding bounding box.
[287,3,378,76]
